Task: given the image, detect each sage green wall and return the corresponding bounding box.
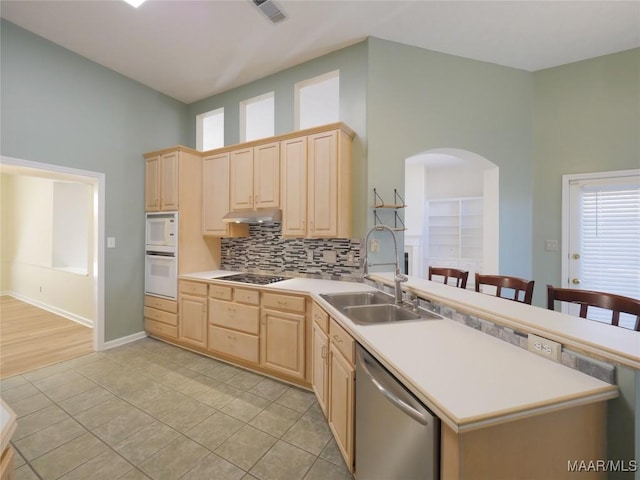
[0,20,190,342]
[187,41,369,236]
[532,48,640,306]
[532,50,640,473]
[366,38,534,277]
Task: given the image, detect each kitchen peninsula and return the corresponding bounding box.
[142,269,630,479]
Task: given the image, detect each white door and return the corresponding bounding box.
[563,170,640,328]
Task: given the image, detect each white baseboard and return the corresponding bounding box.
[6,292,94,328]
[101,331,148,351]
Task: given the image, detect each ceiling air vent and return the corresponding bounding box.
[252,0,287,24]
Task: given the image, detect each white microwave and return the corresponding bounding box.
[146,212,177,248]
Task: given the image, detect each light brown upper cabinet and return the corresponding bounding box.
[145,151,179,212]
[281,126,353,238]
[202,152,248,237]
[229,142,280,211]
[144,146,219,273]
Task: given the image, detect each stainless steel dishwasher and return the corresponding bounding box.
[355,344,439,480]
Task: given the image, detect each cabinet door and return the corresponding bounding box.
[178,294,207,348]
[161,151,179,211]
[254,142,280,209]
[281,137,308,237]
[328,343,355,472]
[312,322,329,416]
[202,153,230,236]
[260,309,305,380]
[145,156,160,212]
[230,147,254,211]
[308,131,338,237]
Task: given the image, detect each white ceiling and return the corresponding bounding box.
[1,0,639,104]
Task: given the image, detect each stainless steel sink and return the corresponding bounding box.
[319,291,394,308]
[320,291,442,325]
[343,304,422,324]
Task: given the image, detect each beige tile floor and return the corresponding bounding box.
[1,337,353,480]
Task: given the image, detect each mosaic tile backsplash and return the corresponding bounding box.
[221,223,363,280]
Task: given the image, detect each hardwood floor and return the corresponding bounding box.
[0,296,93,379]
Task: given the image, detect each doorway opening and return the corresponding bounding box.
[404,148,499,286]
[0,156,105,376]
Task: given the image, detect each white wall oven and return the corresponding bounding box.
[145,212,178,299]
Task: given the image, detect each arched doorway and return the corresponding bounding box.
[404,148,498,285]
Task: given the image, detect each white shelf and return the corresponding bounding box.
[427,197,483,274]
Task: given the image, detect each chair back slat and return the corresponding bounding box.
[475,274,535,305]
[428,267,469,289]
[547,284,640,331]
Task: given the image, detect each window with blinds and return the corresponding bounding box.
[573,176,640,327]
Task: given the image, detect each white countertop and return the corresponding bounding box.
[180,271,620,432]
[369,273,640,369]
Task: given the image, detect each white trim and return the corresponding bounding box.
[0,155,106,351]
[102,331,148,350]
[5,292,93,328]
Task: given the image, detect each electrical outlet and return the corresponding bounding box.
[347,251,355,264]
[307,250,314,262]
[544,239,559,251]
[527,333,562,362]
[322,250,337,264]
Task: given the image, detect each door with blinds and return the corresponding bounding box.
[565,170,640,329]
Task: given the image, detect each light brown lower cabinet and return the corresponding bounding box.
[260,292,307,381]
[144,295,178,340]
[208,288,260,364]
[261,308,306,380]
[178,281,208,348]
[311,302,355,473]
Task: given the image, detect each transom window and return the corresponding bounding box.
[240,92,275,142]
[295,70,339,130]
[196,107,224,151]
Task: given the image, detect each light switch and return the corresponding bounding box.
[107,237,116,248]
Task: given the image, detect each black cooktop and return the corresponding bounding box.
[217,273,289,285]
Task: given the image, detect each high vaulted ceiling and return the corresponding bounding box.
[1,0,638,104]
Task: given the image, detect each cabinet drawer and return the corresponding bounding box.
[209,284,233,301]
[144,295,178,313]
[145,318,178,339]
[209,299,259,334]
[329,318,354,365]
[209,325,259,363]
[179,281,208,296]
[311,302,329,333]
[262,293,305,313]
[235,288,260,306]
[144,306,178,326]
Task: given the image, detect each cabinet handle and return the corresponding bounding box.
[277,301,287,307]
[321,345,327,359]
[255,194,258,205]
[333,335,343,344]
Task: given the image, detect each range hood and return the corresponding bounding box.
[222,208,282,224]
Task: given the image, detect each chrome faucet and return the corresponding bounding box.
[363,225,408,304]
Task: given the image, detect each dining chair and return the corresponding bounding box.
[547,285,640,331]
[475,274,535,304]
[428,267,469,289]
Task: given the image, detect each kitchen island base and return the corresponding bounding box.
[442,401,607,479]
